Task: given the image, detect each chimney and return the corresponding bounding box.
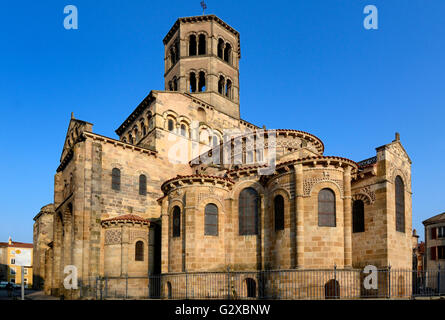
[8,236,12,245]
[394,132,400,142]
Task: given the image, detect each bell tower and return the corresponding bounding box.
[163,15,241,119]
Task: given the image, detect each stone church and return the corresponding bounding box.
[33,14,413,299]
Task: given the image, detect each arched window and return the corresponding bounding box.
[141,122,147,136]
[224,43,232,64]
[168,119,174,132]
[180,124,187,137]
[147,113,153,129]
[218,76,225,94]
[139,174,147,196]
[175,40,180,62]
[225,79,232,98]
[129,134,134,144]
[318,188,336,227]
[168,81,173,91]
[198,34,206,55]
[239,188,259,235]
[198,71,206,92]
[112,168,121,191]
[395,176,405,233]
[217,39,224,59]
[204,203,218,236]
[274,195,284,231]
[172,206,181,237]
[189,72,197,93]
[122,138,127,143]
[189,35,197,56]
[352,200,365,233]
[173,77,178,91]
[169,46,176,66]
[135,241,144,261]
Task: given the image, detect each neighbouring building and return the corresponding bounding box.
[423,213,445,270]
[422,212,445,292]
[33,14,414,299]
[0,238,33,287]
[412,229,425,272]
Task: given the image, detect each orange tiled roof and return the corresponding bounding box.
[101,214,149,223]
[0,241,33,248]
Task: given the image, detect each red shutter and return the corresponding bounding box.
[431,246,437,260]
[431,228,437,240]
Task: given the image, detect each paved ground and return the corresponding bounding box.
[0,288,58,300]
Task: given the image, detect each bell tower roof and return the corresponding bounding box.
[162,14,241,119]
[163,14,241,57]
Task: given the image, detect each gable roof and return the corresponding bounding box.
[60,115,93,162]
[423,212,445,225]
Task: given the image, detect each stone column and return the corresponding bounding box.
[121,225,129,276]
[295,164,304,268]
[161,198,169,274]
[343,166,353,268]
[260,194,266,270]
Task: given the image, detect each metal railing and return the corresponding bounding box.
[79,267,445,300]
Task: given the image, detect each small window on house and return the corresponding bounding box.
[122,138,127,143]
[274,195,284,231]
[438,246,445,260]
[112,168,121,191]
[239,188,259,235]
[10,268,16,275]
[168,119,175,132]
[189,35,197,56]
[24,268,28,275]
[395,176,405,233]
[139,174,147,196]
[198,34,206,55]
[439,227,445,238]
[10,258,15,265]
[431,228,437,240]
[135,241,144,261]
[431,246,437,261]
[318,188,336,227]
[256,150,264,163]
[352,200,365,233]
[217,39,224,59]
[172,206,181,237]
[204,203,218,236]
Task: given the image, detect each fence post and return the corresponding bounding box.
[437,264,441,295]
[125,274,128,299]
[334,264,337,298]
[95,277,98,300]
[185,270,188,300]
[387,265,391,299]
[105,276,108,300]
[227,267,230,300]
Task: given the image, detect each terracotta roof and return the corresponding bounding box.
[0,242,33,249]
[423,212,445,225]
[101,214,149,224]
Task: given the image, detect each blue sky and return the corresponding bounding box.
[1,0,444,243]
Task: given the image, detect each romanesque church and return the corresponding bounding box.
[33,14,413,299]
